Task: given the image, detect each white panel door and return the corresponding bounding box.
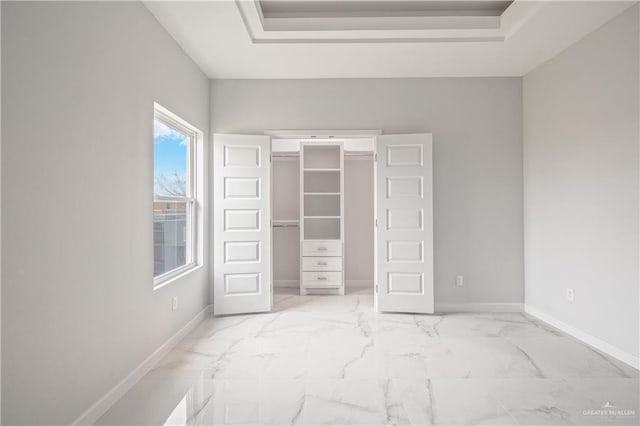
[376,134,434,314]
[214,134,271,315]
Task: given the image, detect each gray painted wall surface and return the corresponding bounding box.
[523,6,639,359]
[2,2,209,423]
[210,77,524,306]
[344,158,375,283]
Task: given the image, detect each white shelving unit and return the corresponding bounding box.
[300,143,344,295]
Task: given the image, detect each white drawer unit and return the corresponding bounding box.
[302,240,342,257]
[302,257,342,271]
[302,272,343,288]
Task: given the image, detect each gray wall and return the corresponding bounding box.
[272,158,300,284]
[523,6,639,359]
[1,2,209,424]
[344,158,375,283]
[210,77,524,305]
[0,2,3,421]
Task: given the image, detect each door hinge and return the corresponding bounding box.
[375,284,378,293]
[374,153,378,162]
[375,218,378,228]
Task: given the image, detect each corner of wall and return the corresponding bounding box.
[207,81,215,307]
[0,0,3,422]
[522,4,640,369]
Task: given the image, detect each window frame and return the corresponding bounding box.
[152,103,201,289]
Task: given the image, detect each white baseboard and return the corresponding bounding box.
[436,302,523,313]
[524,304,639,371]
[72,305,212,425]
[346,280,373,289]
[274,280,373,289]
[274,280,299,288]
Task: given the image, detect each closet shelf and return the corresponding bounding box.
[303,168,340,172]
[272,219,299,228]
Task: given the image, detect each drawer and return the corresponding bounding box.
[303,257,342,272]
[302,272,343,288]
[302,240,342,257]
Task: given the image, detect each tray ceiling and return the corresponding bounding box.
[237,0,535,42]
[259,1,515,17]
[143,0,637,78]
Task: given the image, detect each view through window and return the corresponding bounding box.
[153,106,196,280]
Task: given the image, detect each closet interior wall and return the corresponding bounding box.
[344,157,374,288]
[272,154,374,290]
[272,157,300,288]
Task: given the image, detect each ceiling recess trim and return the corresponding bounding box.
[235,0,544,44]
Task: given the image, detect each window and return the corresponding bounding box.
[153,104,200,285]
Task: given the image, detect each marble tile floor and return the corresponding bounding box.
[97,287,639,425]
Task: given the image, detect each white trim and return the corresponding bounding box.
[265,129,382,138]
[153,102,200,134]
[275,280,374,289]
[436,302,523,313]
[524,304,640,371]
[235,0,542,44]
[153,263,202,291]
[153,103,203,289]
[72,305,211,425]
[263,15,501,32]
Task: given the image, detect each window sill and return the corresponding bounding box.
[153,263,202,291]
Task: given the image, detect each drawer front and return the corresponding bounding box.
[303,257,342,272]
[302,272,343,288]
[302,240,342,257]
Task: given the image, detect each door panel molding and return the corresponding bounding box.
[376,133,434,314]
[214,134,272,315]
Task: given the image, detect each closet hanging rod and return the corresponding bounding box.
[272,223,299,228]
[344,152,374,157]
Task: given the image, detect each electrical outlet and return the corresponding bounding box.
[172,296,179,311]
[566,288,575,302]
[456,275,464,287]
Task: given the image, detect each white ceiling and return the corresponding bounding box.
[143,0,637,79]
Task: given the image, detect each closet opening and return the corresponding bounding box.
[213,131,433,316]
[271,137,376,299]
